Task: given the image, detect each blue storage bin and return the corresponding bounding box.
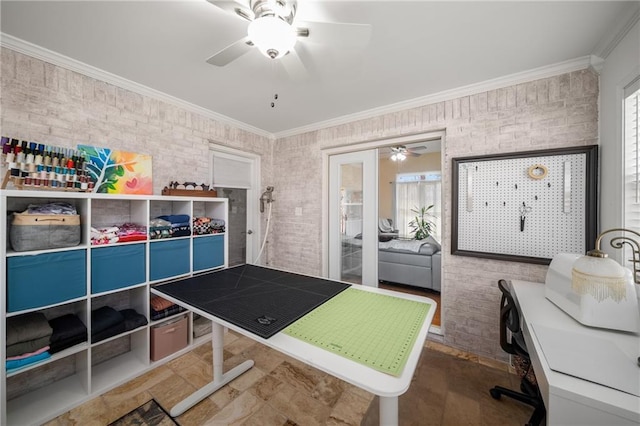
[149,239,190,281]
[91,244,146,293]
[193,235,224,271]
[7,250,87,312]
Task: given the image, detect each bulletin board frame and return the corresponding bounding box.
[451,145,598,265]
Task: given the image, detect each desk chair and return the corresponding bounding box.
[490,279,546,426]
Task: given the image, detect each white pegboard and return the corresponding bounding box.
[456,153,587,259]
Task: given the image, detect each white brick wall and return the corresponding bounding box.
[0,48,273,197]
[0,46,599,360]
[272,69,599,360]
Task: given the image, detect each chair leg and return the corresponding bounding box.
[490,385,539,407]
[527,403,546,426]
[490,385,545,426]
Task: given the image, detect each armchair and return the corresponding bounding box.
[378,218,399,242]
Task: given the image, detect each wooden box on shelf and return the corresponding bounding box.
[161,181,217,198]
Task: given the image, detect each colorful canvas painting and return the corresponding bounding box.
[77,145,152,194]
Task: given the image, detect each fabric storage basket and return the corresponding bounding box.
[150,315,188,361]
[10,213,81,252]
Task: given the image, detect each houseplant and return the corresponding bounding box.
[409,205,436,240]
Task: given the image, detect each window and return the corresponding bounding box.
[395,172,442,240]
[624,78,640,267]
[211,151,253,188]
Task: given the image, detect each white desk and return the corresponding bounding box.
[511,280,640,425]
[152,281,436,426]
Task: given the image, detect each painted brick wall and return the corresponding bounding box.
[0,48,273,195]
[272,69,599,359]
[0,46,599,360]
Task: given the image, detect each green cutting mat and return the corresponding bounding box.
[283,288,431,376]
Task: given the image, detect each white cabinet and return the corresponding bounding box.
[0,190,228,425]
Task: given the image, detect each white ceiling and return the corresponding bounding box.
[0,1,634,138]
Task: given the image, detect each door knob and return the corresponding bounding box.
[247,230,253,234]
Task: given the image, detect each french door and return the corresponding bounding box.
[328,150,378,286]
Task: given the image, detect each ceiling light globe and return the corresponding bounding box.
[248,16,297,60]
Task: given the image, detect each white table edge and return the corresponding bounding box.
[151,282,437,424]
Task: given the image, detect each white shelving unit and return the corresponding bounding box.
[0,189,228,425]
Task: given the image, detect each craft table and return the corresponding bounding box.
[151,264,436,426]
[511,280,640,425]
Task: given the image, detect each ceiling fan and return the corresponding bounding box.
[205,0,372,76]
[390,146,421,161]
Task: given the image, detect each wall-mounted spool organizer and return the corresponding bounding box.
[0,189,228,425]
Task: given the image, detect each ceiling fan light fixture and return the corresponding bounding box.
[391,152,406,162]
[248,16,297,59]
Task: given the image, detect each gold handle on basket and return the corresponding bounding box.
[35,218,66,222]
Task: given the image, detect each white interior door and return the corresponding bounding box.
[210,148,260,264]
[328,150,378,286]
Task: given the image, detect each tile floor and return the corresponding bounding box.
[44,332,533,426]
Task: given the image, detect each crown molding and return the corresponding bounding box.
[0,33,597,142]
[592,2,640,60]
[0,33,275,140]
[274,56,594,139]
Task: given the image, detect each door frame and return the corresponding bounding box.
[209,144,261,264]
[322,131,446,276]
[328,149,379,285]
[322,130,446,334]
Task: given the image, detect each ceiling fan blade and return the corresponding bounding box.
[280,47,311,81]
[295,21,372,48]
[206,37,253,66]
[407,151,422,157]
[207,0,253,21]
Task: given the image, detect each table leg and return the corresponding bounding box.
[169,321,254,417]
[379,395,398,426]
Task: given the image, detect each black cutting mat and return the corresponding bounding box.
[153,265,350,338]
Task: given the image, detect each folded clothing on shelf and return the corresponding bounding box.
[193,217,226,235]
[7,312,52,346]
[6,312,53,358]
[150,296,174,312]
[157,214,190,227]
[117,223,148,242]
[91,306,148,343]
[25,202,77,215]
[6,345,49,361]
[149,218,173,240]
[121,309,148,330]
[150,295,186,320]
[91,306,124,335]
[6,349,51,373]
[7,336,50,359]
[48,313,87,354]
[91,226,119,245]
[150,302,187,321]
[91,223,147,245]
[157,215,191,237]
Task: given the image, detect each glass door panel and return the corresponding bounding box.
[329,150,377,285]
[340,164,363,282]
